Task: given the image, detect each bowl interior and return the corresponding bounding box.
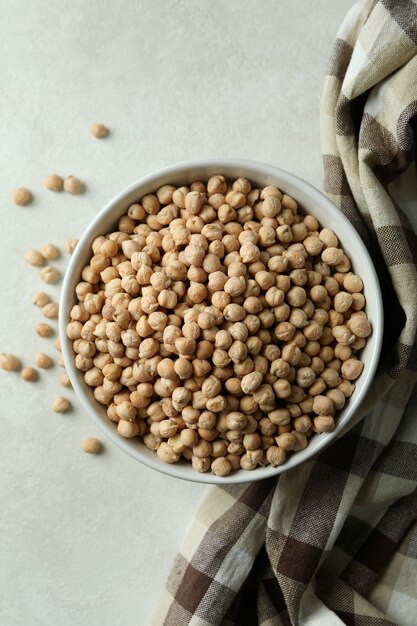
[60,159,383,484]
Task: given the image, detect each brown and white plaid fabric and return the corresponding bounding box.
[153,2,417,624]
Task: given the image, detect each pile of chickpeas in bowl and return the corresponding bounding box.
[66,174,371,477]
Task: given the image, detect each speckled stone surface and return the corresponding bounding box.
[0,1,353,624]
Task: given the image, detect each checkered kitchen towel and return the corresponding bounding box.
[153,2,417,624]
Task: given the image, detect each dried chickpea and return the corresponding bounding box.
[118,420,139,438]
[0,353,21,371]
[26,249,44,266]
[32,292,50,307]
[314,415,335,433]
[211,457,232,476]
[40,266,60,284]
[66,239,79,254]
[13,187,32,205]
[334,291,353,313]
[52,396,70,413]
[266,446,286,467]
[59,372,72,388]
[42,302,59,319]
[90,123,109,138]
[63,176,82,194]
[36,323,53,337]
[41,243,59,260]
[21,367,37,381]
[44,174,63,191]
[36,353,52,368]
[343,273,363,293]
[341,358,364,380]
[82,437,101,454]
[275,432,296,451]
[347,315,371,338]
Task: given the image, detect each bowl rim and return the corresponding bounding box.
[60,158,384,484]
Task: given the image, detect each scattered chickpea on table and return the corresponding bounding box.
[0,353,21,372]
[63,176,82,194]
[12,187,32,206]
[67,175,371,476]
[44,174,64,192]
[90,123,109,138]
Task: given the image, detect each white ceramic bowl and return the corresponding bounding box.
[60,159,383,484]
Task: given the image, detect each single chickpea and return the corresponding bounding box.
[332,325,356,346]
[36,323,53,337]
[192,456,211,472]
[40,266,60,284]
[35,353,52,368]
[13,187,32,205]
[52,396,70,413]
[82,437,101,454]
[275,432,295,451]
[207,175,227,195]
[63,176,82,194]
[347,315,371,338]
[211,457,232,476]
[312,395,334,416]
[41,243,59,261]
[266,446,286,467]
[211,440,228,458]
[90,123,109,138]
[310,285,327,302]
[21,367,37,381]
[334,291,353,313]
[286,286,306,307]
[280,194,297,213]
[26,249,45,266]
[321,367,341,388]
[314,415,335,433]
[281,344,301,366]
[296,366,316,388]
[326,388,346,410]
[118,420,140,438]
[226,412,247,431]
[201,376,222,399]
[193,439,212,458]
[185,191,206,215]
[343,273,363,293]
[303,236,323,256]
[337,380,355,398]
[273,379,291,399]
[180,429,199,448]
[321,247,344,266]
[84,368,103,386]
[42,302,59,319]
[274,322,296,342]
[240,371,263,394]
[319,228,338,248]
[59,372,72,388]
[260,185,282,201]
[308,377,326,396]
[175,337,196,356]
[243,433,261,451]
[66,239,79,254]
[262,195,281,218]
[32,292,50,307]
[351,292,365,311]
[206,395,226,413]
[341,358,364,380]
[0,353,21,371]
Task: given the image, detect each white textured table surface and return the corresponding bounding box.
[0,1,353,625]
